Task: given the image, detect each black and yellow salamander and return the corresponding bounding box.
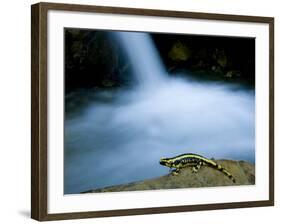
[159,153,236,183]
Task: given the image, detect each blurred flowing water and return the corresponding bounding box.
[64,32,255,194]
[114,32,167,86]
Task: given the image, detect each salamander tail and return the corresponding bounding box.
[215,164,236,183]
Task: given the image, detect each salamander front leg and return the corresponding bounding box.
[172,168,180,176]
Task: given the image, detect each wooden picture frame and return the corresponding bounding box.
[31,2,274,221]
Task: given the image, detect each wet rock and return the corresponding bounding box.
[225,70,242,78]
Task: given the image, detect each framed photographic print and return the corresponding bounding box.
[31,2,274,221]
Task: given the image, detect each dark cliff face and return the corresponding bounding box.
[83,160,255,193]
[65,29,134,93]
[152,34,255,86]
[65,29,255,93]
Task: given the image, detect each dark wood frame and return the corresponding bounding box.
[31,2,274,221]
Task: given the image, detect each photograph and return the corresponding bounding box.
[64,28,256,195]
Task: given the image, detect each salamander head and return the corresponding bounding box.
[159,157,173,168]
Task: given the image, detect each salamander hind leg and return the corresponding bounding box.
[192,161,203,173]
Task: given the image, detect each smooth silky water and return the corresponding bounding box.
[64,32,255,194]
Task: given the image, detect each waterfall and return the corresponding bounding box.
[114,32,167,86]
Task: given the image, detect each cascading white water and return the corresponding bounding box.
[65,31,255,194]
[114,32,167,86]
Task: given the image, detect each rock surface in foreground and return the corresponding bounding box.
[84,160,255,193]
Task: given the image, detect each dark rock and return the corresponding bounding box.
[225,70,242,78]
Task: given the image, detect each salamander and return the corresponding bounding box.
[159,153,236,183]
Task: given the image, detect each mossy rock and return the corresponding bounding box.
[168,41,191,62]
